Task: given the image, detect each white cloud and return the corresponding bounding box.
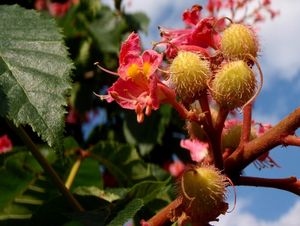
[259,0,300,82]
[216,200,300,226]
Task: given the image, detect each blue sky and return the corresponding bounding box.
[102,0,300,224]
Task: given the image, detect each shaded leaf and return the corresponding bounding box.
[73,186,127,203]
[123,105,172,156]
[124,12,150,33]
[107,198,144,226]
[128,179,172,204]
[0,5,72,150]
[88,6,127,54]
[0,148,57,221]
[90,141,165,186]
[71,158,103,189]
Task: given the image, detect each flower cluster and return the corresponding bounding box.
[97,1,279,225]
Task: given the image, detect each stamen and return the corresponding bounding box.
[93,92,110,101]
[94,62,119,76]
[137,113,144,123]
[152,40,180,53]
[145,105,152,116]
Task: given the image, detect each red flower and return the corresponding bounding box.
[0,135,13,154]
[159,5,225,58]
[98,33,166,123]
[182,5,202,26]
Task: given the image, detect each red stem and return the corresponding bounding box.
[198,94,213,128]
[240,103,252,144]
[236,176,300,196]
[158,83,201,122]
[206,107,229,170]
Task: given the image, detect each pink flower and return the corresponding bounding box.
[180,139,208,162]
[257,123,272,136]
[206,0,223,15]
[98,33,168,123]
[167,159,185,177]
[0,135,13,154]
[182,5,202,26]
[158,5,225,59]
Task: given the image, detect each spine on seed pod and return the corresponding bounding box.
[169,51,211,102]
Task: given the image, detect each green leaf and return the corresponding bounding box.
[128,179,172,204]
[71,158,103,189]
[0,5,72,150]
[0,149,57,220]
[73,186,127,202]
[107,198,144,226]
[124,12,150,33]
[88,6,127,54]
[90,141,163,186]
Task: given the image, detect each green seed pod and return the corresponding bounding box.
[222,124,257,151]
[180,165,229,223]
[211,60,256,109]
[169,51,211,100]
[221,23,258,59]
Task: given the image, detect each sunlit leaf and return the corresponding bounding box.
[0,5,72,150]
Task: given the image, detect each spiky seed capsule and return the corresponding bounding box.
[180,165,228,223]
[211,60,256,109]
[221,23,258,59]
[169,51,211,100]
[222,124,257,151]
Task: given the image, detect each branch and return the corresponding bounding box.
[225,107,300,175]
[205,107,229,170]
[145,198,182,226]
[236,176,300,196]
[282,135,300,146]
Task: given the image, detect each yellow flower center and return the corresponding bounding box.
[143,62,151,76]
[127,62,152,81]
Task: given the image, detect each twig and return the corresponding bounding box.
[282,135,300,146]
[146,198,182,226]
[236,176,300,196]
[6,120,84,212]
